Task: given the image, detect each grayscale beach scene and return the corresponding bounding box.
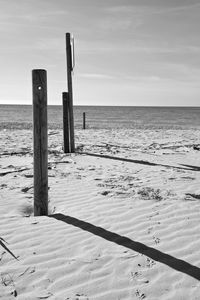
[0,1,200,299]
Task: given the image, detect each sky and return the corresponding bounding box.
[0,0,200,106]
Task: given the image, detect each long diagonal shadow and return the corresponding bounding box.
[180,164,200,172]
[49,214,200,281]
[77,152,200,172]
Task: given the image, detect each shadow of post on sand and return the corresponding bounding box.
[49,213,200,281]
[77,152,200,172]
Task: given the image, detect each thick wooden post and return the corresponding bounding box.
[66,33,75,152]
[83,112,86,129]
[63,92,70,153]
[32,69,48,216]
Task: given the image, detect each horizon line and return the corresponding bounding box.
[0,103,200,108]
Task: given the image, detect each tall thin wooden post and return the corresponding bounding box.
[66,32,75,152]
[32,69,48,216]
[63,92,70,153]
[83,112,86,129]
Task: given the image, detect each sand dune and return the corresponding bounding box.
[0,128,200,299]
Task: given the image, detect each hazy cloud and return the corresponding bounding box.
[78,73,115,80]
[1,0,200,105]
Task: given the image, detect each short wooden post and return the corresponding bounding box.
[66,33,75,152]
[32,69,48,216]
[83,112,86,129]
[63,92,70,153]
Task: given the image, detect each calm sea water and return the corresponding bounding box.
[0,105,200,130]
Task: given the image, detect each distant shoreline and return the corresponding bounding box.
[0,104,200,108]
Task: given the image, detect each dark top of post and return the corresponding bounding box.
[32,69,47,101]
[66,33,73,71]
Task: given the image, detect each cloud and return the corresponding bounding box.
[78,73,114,80]
[78,38,200,56]
[105,2,200,16]
[34,37,65,52]
[97,18,134,31]
[124,75,161,82]
[154,2,200,15]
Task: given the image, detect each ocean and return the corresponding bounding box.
[0,105,200,130]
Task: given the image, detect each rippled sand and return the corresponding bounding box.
[0,128,200,299]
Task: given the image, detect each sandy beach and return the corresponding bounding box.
[0,128,200,299]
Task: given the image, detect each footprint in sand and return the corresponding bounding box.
[135,289,146,299]
[146,257,156,268]
[147,227,153,234]
[131,271,149,284]
[153,236,160,244]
